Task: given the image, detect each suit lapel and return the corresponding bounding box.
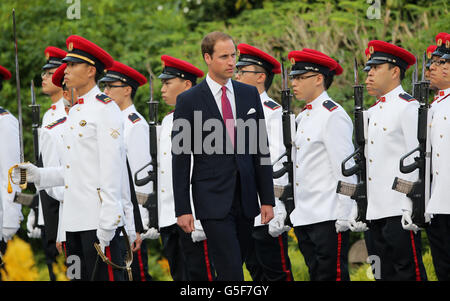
[200,79,224,123]
[232,80,246,121]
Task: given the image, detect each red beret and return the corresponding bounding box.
[43,46,67,70]
[100,61,147,90]
[63,35,114,71]
[159,55,204,82]
[52,63,66,88]
[367,40,416,69]
[237,43,281,74]
[302,48,343,76]
[435,32,449,47]
[287,50,338,76]
[426,45,438,59]
[0,65,12,81]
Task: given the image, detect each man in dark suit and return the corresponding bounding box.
[172,31,275,280]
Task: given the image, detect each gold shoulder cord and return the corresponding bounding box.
[94,189,133,281]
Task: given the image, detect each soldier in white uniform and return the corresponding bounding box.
[157,55,215,281]
[287,49,358,281]
[426,32,450,281]
[364,40,427,281]
[0,65,23,259]
[13,35,133,281]
[48,63,78,256]
[234,43,293,281]
[32,46,68,281]
[100,60,154,281]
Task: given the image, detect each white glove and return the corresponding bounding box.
[96,228,115,252]
[99,239,109,253]
[191,228,207,242]
[268,201,291,237]
[335,220,351,233]
[141,227,160,240]
[12,162,41,186]
[2,227,19,242]
[268,214,290,238]
[26,210,42,239]
[349,220,369,232]
[401,210,419,234]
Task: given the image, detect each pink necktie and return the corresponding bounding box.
[221,86,235,147]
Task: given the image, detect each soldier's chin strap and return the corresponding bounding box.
[93,227,133,281]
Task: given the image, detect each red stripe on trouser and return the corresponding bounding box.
[336,233,342,281]
[277,235,292,281]
[202,240,213,281]
[105,247,115,281]
[409,231,422,281]
[137,249,146,281]
[63,242,67,259]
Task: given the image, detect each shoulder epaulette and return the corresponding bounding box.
[45,117,67,129]
[322,100,338,112]
[96,93,113,104]
[437,93,450,103]
[399,93,416,102]
[128,112,141,124]
[0,107,9,116]
[263,100,281,110]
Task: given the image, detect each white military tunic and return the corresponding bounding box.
[122,104,152,229]
[38,86,126,235]
[40,112,67,242]
[158,112,201,230]
[254,92,287,227]
[366,85,419,220]
[38,98,68,226]
[42,98,66,132]
[0,107,23,238]
[430,88,450,111]
[427,89,450,214]
[290,91,356,227]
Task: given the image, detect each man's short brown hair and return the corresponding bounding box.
[201,31,234,59]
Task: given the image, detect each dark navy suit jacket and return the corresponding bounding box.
[172,79,275,220]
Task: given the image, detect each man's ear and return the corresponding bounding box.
[124,85,133,98]
[204,53,212,65]
[257,72,266,85]
[184,79,193,91]
[87,64,97,80]
[316,73,324,87]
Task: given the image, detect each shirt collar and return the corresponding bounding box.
[122,104,136,116]
[306,90,330,110]
[259,91,270,102]
[379,85,404,103]
[206,73,233,96]
[77,85,102,105]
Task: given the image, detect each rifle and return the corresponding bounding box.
[336,58,368,223]
[392,53,431,228]
[134,74,159,229]
[272,57,296,227]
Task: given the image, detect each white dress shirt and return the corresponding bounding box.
[205,74,236,120]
